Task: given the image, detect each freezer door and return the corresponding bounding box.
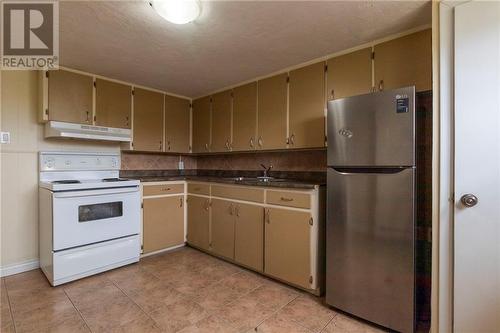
[327,86,415,167]
[326,167,415,333]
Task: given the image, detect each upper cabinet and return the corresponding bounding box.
[47,70,93,124]
[95,78,132,129]
[211,90,232,152]
[133,88,164,152]
[257,73,288,150]
[165,95,190,153]
[289,62,326,149]
[374,29,432,92]
[192,96,211,153]
[327,48,373,100]
[232,82,257,151]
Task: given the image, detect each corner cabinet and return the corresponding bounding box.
[186,195,210,251]
[288,62,326,149]
[164,94,191,153]
[95,78,132,129]
[46,69,93,124]
[133,88,164,152]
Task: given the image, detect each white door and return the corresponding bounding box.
[454,2,500,332]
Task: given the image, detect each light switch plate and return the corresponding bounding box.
[0,132,10,144]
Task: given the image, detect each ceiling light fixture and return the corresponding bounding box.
[150,0,201,25]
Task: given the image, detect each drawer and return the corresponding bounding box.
[187,183,210,196]
[211,185,264,203]
[143,183,184,196]
[266,190,311,209]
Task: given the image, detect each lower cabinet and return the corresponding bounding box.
[185,182,323,294]
[143,195,184,254]
[234,203,264,272]
[210,199,236,259]
[186,195,210,251]
[264,208,312,289]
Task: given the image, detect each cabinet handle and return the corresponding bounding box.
[125,116,129,127]
[235,205,240,217]
[280,197,294,202]
[167,140,171,151]
[85,111,90,122]
[205,143,209,151]
[289,134,295,145]
[204,200,210,211]
[229,203,234,215]
[159,141,163,150]
[179,197,183,207]
[378,80,384,91]
[330,89,335,100]
[249,137,254,148]
[258,136,263,148]
[265,209,270,224]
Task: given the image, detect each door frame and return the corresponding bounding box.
[435,2,455,332]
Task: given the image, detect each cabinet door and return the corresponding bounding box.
[133,88,164,152]
[232,82,257,151]
[143,195,184,254]
[95,79,132,129]
[257,73,288,150]
[187,195,210,250]
[211,90,232,152]
[326,48,373,100]
[234,203,264,271]
[374,29,432,92]
[165,94,190,153]
[265,208,311,289]
[192,96,211,153]
[48,70,93,124]
[210,199,235,260]
[289,62,326,149]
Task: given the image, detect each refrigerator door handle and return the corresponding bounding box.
[331,167,414,174]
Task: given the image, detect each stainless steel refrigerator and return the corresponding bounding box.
[326,86,416,333]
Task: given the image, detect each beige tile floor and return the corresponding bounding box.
[0,247,387,333]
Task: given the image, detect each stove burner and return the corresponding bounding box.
[102,178,128,182]
[52,180,81,184]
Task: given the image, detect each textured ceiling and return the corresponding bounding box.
[59,1,431,98]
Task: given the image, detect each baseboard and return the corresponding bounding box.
[0,259,40,277]
[141,243,185,258]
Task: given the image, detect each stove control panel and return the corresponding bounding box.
[40,152,120,171]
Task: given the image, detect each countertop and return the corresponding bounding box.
[120,170,326,190]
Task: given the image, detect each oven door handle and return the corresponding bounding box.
[53,186,139,198]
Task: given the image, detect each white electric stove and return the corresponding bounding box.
[39,151,141,286]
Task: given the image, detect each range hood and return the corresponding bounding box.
[44,121,132,142]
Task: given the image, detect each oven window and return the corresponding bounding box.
[78,202,123,222]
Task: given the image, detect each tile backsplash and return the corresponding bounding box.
[121,149,326,172]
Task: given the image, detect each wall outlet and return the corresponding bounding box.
[178,160,184,170]
[0,132,10,144]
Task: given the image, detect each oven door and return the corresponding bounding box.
[52,186,140,251]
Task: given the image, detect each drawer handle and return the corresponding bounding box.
[161,188,171,191]
[280,197,294,202]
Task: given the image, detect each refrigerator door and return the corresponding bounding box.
[327,86,415,167]
[326,167,415,333]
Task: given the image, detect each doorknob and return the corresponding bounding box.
[460,194,478,207]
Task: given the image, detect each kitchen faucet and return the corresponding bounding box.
[260,164,273,178]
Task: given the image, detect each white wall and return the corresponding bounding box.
[0,70,119,274]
